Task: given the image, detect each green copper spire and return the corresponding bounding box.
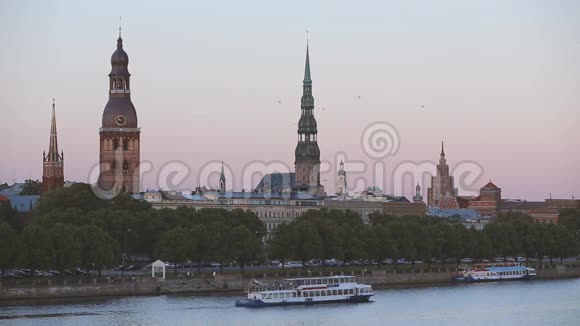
[303,42,311,84]
[219,162,225,183]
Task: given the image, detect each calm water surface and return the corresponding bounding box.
[1,279,579,326]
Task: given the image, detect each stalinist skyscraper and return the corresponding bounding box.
[427,142,457,206]
[98,29,140,194]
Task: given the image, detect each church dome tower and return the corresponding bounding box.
[98,28,140,194]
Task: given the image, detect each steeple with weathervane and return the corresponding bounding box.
[219,162,226,193]
[294,38,323,195]
[98,23,141,194]
[42,99,64,194]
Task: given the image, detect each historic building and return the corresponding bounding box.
[98,30,140,194]
[457,181,502,216]
[413,183,423,203]
[427,142,457,206]
[42,99,64,194]
[294,43,324,196]
[219,162,226,193]
[336,160,347,198]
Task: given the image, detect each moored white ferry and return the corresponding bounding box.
[454,263,536,283]
[235,275,374,307]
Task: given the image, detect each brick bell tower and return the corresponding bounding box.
[98,28,140,194]
[42,99,64,194]
[294,42,324,195]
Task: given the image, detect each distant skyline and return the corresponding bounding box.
[1,0,579,200]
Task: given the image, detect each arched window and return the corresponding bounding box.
[112,160,117,173]
[123,160,129,174]
[113,138,120,150]
[123,139,129,150]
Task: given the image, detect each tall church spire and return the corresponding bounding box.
[441,141,445,157]
[42,99,64,194]
[304,42,311,84]
[47,98,61,162]
[219,162,226,193]
[294,40,323,195]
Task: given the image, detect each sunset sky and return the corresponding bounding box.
[0,0,579,200]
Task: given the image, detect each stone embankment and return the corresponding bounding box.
[1,265,579,302]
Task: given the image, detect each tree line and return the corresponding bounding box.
[1,183,579,276]
[268,210,578,270]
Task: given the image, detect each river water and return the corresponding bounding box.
[1,278,579,326]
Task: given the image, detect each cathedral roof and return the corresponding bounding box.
[254,173,296,193]
[481,181,500,190]
[110,37,130,76]
[102,98,138,128]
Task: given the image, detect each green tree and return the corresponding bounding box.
[268,223,296,271]
[77,224,119,276]
[155,227,191,274]
[21,224,53,270]
[293,220,323,268]
[19,179,42,195]
[190,225,210,273]
[0,200,22,232]
[230,225,262,274]
[48,223,81,271]
[0,222,20,275]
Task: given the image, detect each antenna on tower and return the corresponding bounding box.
[119,16,122,38]
[305,29,310,44]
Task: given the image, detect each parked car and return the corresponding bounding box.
[444,258,457,264]
[382,259,394,265]
[279,261,303,268]
[460,258,474,264]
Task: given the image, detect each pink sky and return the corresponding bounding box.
[0,1,579,200]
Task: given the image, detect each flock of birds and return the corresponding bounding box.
[276,97,425,111]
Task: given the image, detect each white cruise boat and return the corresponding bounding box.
[454,263,536,282]
[235,275,374,307]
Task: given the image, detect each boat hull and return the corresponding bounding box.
[453,275,533,283]
[235,294,373,308]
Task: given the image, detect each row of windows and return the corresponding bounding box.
[300,278,353,286]
[218,200,320,207]
[303,289,355,297]
[103,138,139,151]
[259,211,301,218]
[496,270,527,276]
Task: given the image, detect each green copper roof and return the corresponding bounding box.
[303,43,311,84]
[219,162,225,182]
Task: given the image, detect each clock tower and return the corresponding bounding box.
[98,29,140,194]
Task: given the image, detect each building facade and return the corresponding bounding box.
[98,31,140,194]
[336,161,347,198]
[427,142,457,206]
[42,99,64,194]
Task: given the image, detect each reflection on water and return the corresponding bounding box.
[1,279,579,326]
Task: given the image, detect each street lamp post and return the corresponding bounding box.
[121,228,131,278]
